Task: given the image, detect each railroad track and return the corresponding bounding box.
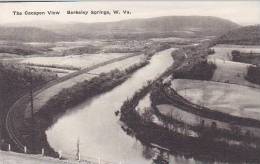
[5,94,29,152]
[5,53,143,153]
[161,85,260,129]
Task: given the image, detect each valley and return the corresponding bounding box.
[0,15,260,164]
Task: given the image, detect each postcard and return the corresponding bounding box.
[0,1,260,164]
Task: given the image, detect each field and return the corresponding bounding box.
[149,37,192,44]
[206,45,260,88]
[171,79,260,120]
[156,44,260,140]
[208,59,260,87]
[20,53,132,69]
[0,39,153,77]
[157,104,226,129]
[157,103,260,137]
[23,54,146,118]
[208,44,260,61]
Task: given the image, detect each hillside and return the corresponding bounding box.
[2,16,240,40]
[58,16,240,39]
[218,25,260,45]
[0,26,72,42]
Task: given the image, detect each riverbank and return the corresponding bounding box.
[118,42,260,163]
[118,45,199,162]
[23,60,150,157]
[4,43,174,161]
[119,77,260,163]
[149,45,260,162]
[45,48,176,163]
[152,81,260,162]
[4,53,145,153]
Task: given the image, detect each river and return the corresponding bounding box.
[45,48,198,164]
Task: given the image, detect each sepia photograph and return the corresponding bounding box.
[0,0,260,164]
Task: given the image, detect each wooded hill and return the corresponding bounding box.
[1,16,240,41]
[218,25,260,45]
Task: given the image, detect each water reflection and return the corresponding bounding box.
[46,48,202,164]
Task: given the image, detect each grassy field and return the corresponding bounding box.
[208,59,260,87]
[157,103,260,138]
[207,44,260,88]
[23,54,146,118]
[171,79,260,120]
[208,44,260,61]
[19,53,132,69]
[0,39,153,57]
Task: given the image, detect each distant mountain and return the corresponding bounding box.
[0,26,72,42]
[0,16,240,41]
[218,25,260,45]
[55,16,240,39]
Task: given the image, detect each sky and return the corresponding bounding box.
[0,1,259,26]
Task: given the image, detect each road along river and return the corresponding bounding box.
[46,48,177,164]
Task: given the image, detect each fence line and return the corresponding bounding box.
[0,143,119,164]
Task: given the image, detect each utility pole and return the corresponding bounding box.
[29,68,34,124]
[76,137,80,161]
[29,68,35,153]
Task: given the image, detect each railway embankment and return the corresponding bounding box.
[119,42,260,163]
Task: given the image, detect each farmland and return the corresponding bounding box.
[1,15,257,164]
[134,42,260,163]
[168,44,260,121]
[171,79,260,120]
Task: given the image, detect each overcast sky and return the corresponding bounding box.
[0,1,259,25]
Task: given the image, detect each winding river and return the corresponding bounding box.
[45,48,198,164]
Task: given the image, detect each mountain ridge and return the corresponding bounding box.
[0,16,240,42]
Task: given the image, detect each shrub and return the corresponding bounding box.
[172,60,217,80]
[245,66,260,85]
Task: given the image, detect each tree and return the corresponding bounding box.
[231,50,240,56]
[142,108,154,123]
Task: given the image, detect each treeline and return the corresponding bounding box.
[0,62,56,90]
[119,80,260,163]
[120,82,153,127]
[150,82,259,145]
[26,63,81,71]
[154,81,260,128]
[0,43,53,56]
[218,39,260,46]
[103,47,142,53]
[38,60,149,118]
[0,62,57,144]
[62,45,100,56]
[144,43,171,57]
[170,43,217,81]
[217,25,260,45]
[232,50,260,65]
[0,46,38,56]
[172,60,216,80]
